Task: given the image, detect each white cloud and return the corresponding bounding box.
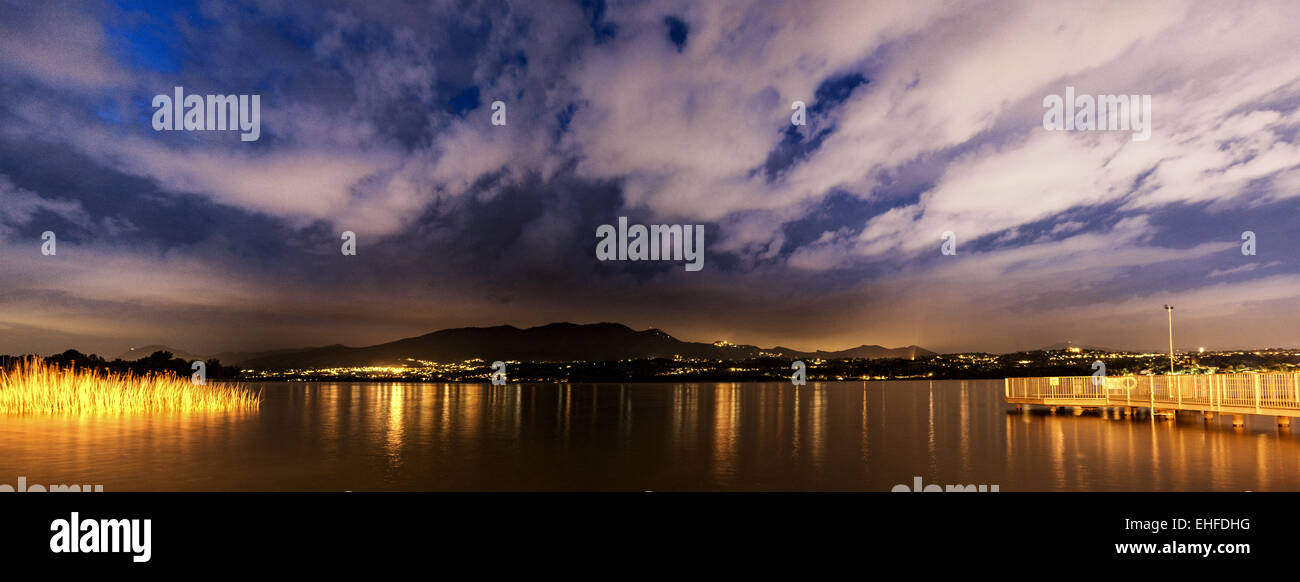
[0,175,89,237]
[0,2,129,91]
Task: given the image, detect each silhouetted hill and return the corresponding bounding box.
[1037,341,1127,353]
[240,322,934,370]
[113,345,204,363]
[772,344,935,360]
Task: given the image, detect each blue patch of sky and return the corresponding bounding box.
[92,96,124,125]
[664,16,688,52]
[760,72,868,182]
[579,0,617,44]
[779,190,892,254]
[1145,196,1300,269]
[449,86,482,116]
[554,102,578,140]
[106,0,220,73]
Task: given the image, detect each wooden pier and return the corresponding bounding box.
[1004,372,1300,426]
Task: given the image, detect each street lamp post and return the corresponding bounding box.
[1163,304,1175,375]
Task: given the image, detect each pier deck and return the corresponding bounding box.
[1004,373,1300,426]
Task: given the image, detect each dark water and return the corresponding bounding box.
[2,380,1299,491]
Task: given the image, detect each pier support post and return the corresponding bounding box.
[1072,407,1085,416]
[1232,414,1245,427]
[1048,406,1058,414]
[1202,411,1214,422]
[1278,416,1291,427]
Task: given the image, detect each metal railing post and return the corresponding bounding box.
[1254,374,1261,414]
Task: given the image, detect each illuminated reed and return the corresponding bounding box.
[0,358,260,414]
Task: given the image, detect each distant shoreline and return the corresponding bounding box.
[7,347,1299,385]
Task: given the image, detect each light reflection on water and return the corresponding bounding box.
[0,380,1298,491]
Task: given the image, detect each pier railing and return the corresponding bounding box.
[1004,372,1300,415]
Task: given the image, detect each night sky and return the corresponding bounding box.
[1,0,1299,357]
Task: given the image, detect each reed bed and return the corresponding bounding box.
[0,358,261,414]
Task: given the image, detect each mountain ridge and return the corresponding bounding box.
[229,322,936,370]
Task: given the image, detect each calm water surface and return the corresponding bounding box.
[2,380,1299,491]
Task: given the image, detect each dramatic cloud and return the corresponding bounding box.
[0,0,1298,357]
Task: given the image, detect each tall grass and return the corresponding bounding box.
[0,358,260,414]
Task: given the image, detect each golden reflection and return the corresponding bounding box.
[810,384,825,471]
[670,384,699,454]
[463,385,483,438]
[711,384,739,482]
[785,381,795,459]
[618,386,631,443]
[417,385,434,450]
[1256,434,1269,489]
[439,384,452,444]
[670,385,682,450]
[756,386,770,457]
[563,384,571,441]
[1148,414,1160,485]
[385,384,405,463]
[860,383,869,465]
[959,381,970,474]
[514,385,523,441]
[1050,420,1065,490]
[927,381,935,475]
[11,379,1300,492]
[1002,413,1014,480]
[775,385,785,457]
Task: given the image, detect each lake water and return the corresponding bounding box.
[1,380,1298,491]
